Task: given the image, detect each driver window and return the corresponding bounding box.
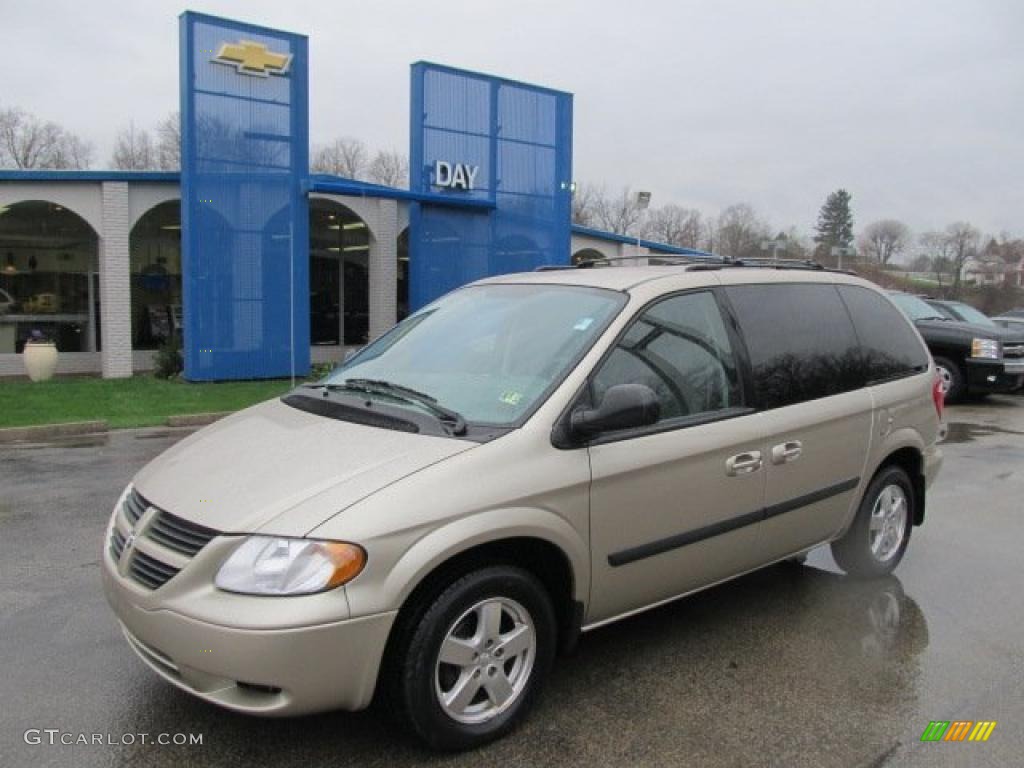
[591,291,741,423]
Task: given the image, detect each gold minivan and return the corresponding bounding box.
[103,264,943,750]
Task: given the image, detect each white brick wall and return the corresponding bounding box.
[368,198,399,341]
[99,183,133,378]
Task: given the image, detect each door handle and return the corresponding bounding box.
[771,440,803,465]
[726,451,762,476]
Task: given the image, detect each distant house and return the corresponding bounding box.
[961,255,1018,286]
[1008,256,1024,288]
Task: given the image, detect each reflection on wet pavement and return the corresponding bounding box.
[940,421,1024,444]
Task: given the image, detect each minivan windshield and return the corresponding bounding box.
[324,283,626,427]
[889,293,948,321]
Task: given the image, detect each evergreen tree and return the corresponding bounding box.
[814,189,854,249]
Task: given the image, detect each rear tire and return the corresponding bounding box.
[386,566,556,751]
[933,356,965,403]
[832,466,914,579]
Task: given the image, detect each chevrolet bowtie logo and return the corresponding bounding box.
[212,40,292,77]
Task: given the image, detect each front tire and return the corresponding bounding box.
[388,566,556,751]
[832,466,914,579]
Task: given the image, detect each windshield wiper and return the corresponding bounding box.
[318,378,467,436]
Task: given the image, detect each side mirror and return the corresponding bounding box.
[570,384,660,439]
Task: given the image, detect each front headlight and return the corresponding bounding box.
[215,536,366,596]
[971,338,1001,359]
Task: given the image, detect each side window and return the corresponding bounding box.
[837,285,930,382]
[592,291,741,423]
[724,283,863,409]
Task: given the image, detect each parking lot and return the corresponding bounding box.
[2,396,1023,768]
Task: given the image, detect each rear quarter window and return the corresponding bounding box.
[724,283,864,409]
[837,285,930,382]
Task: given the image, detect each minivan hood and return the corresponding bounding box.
[132,398,475,536]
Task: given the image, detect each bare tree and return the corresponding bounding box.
[367,149,408,188]
[715,203,770,258]
[47,133,93,170]
[594,187,644,235]
[944,221,981,297]
[908,254,933,273]
[311,137,368,179]
[702,216,718,253]
[920,231,954,288]
[571,182,601,228]
[0,105,92,169]
[111,122,155,170]
[156,112,180,170]
[859,219,912,265]
[643,204,703,249]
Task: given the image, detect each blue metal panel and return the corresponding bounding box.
[409,63,573,310]
[179,12,309,381]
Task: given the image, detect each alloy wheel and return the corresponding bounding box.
[434,597,536,724]
[868,484,908,563]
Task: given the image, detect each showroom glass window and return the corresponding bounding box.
[724,283,863,409]
[309,199,370,347]
[0,201,99,353]
[130,201,183,350]
[591,290,742,424]
[837,286,930,383]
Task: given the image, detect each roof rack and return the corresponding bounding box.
[686,257,851,273]
[536,255,855,275]
[535,255,721,271]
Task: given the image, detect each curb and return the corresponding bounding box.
[0,420,109,444]
[165,412,231,427]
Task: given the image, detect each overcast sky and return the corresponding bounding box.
[4,0,1022,238]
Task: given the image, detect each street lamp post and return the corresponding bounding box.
[635,191,651,264]
[831,245,856,270]
[761,237,786,265]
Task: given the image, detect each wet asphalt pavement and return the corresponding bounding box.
[2,397,1023,768]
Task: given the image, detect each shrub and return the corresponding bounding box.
[308,362,335,381]
[153,335,183,379]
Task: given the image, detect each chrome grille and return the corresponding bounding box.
[146,511,218,557]
[1002,344,1024,359]
[129,550,182,590]
[110,529,126,561]
[109,487,220,591]
[123,488,148,524]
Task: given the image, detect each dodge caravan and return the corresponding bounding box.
[103,263,943,750]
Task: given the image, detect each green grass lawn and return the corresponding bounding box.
[0,375,295,429]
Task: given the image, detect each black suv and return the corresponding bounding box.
[888,292,1024,401]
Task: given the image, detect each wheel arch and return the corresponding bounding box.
[869,442,926,526]
[375,509,589,691]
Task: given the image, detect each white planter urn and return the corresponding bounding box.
[23,340,58,382]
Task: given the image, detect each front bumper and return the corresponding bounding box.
[102,547,396,716]
[965,358,1024,393]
